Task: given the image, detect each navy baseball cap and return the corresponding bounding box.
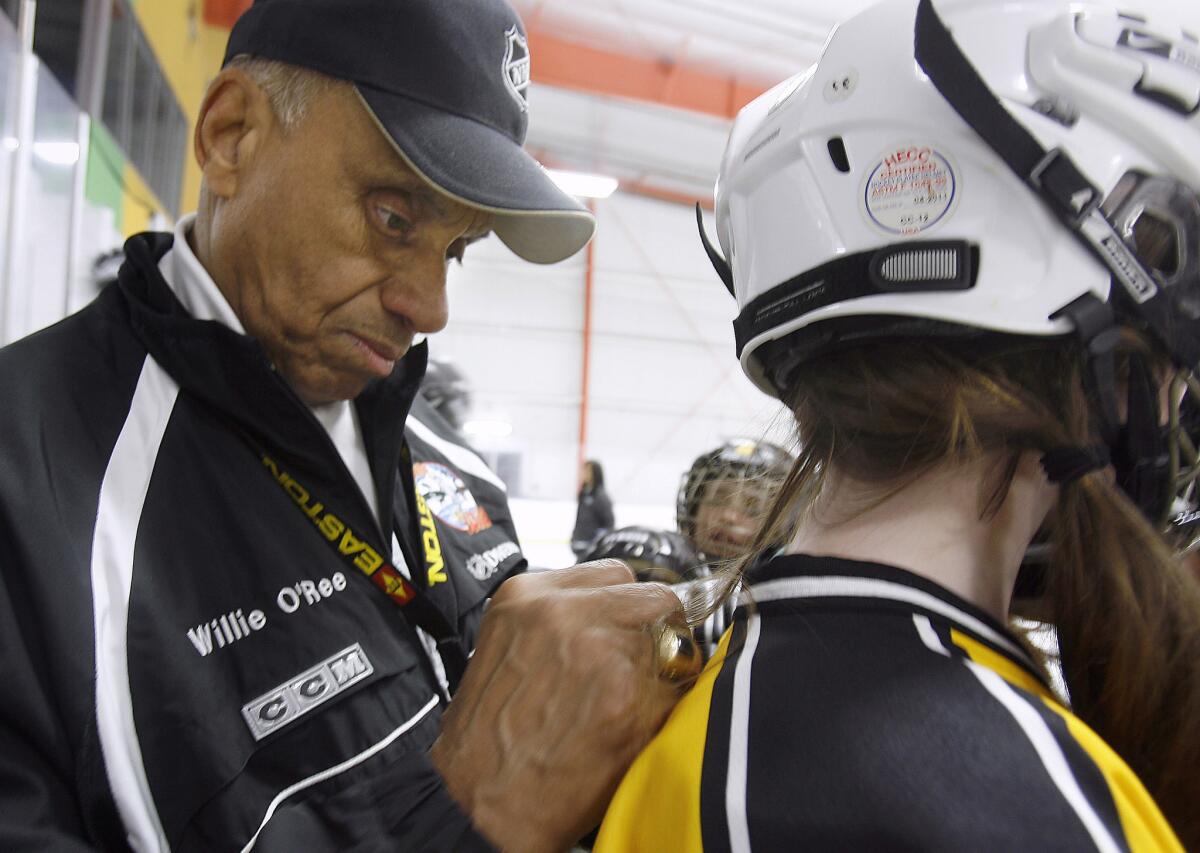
[223,0,595,264]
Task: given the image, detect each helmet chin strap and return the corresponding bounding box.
[1115,355,1172,524]
[1051,294,1122,447]
[1049,295,1172,521]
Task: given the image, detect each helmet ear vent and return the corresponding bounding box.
[827,137,851,173]
[869,241,979,291]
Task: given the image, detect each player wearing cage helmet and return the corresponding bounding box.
[584,526,702,585]
[598,1,1200,849]
[677,439,793,560]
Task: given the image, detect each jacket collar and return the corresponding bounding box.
[116,231,425,536]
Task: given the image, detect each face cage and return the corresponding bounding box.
[677,462,787,545]
[1109,168,1200,534]
[1165,368,1200,552]
[1103,171,1200,322]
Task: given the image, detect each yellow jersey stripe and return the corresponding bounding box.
[952,630,1183,853]
[594,628,734,853]
[950,629,1054,702]
[1044,703,1183,853]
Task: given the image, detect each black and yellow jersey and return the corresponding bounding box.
[596,554,1182,852]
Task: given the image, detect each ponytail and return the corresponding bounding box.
[1051,474,1200,847]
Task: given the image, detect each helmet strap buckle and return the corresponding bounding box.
[1028,147,1102,228]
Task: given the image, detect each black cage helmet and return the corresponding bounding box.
[583,526,703,585]
[676,439,794,542]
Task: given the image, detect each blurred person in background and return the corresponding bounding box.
[408,356,528,635]
[597,0,1200,848]
[571,459,615,559]
[0,0,688,850]
[419,357,473,440]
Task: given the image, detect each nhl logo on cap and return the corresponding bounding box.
[503,26,531,110]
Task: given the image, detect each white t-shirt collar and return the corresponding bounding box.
[158,213,246,334]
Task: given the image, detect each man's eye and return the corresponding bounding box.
[376,207,411,235]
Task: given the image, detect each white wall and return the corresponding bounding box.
[433,191,792,519]
[0,18,123,348]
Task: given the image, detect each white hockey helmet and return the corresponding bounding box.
[702,0,1200,399]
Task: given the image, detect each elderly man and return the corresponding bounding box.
[0,0,684,850]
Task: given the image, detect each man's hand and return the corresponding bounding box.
[429,561,684,853]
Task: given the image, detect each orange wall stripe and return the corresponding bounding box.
[203,0,252,30]
[527,28,772,119]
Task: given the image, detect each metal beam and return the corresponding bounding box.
[577,198,597,476]
[75,0,111,116]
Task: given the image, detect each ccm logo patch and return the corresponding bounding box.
[241,644,374,741]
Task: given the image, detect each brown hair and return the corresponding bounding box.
[726,334,1200,847]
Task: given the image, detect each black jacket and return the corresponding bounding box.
[570,488,614,557]
[0,233,522,851]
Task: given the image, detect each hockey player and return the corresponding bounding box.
[676,439,793,561]
[597,0,1200,848]
[584,526,703,585]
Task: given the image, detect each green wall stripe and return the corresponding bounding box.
[85,122,126,232]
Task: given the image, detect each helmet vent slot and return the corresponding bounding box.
[880,248,959,283]
[868,241,978,291]
[827,137,851,173]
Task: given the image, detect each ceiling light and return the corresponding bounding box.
[463,418,514,438]
[547,169,619,200]
[33,141,80,166]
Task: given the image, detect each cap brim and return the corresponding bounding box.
[354,84,596,265]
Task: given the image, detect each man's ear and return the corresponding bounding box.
[194,67,274,199]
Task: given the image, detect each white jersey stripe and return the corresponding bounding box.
[726,613,762,853]
[966,663,1120,853]
[913,614,951,656]
[91,356,179,852]
[746,575,1028,663]
[405,415,506,493]
[240,694,440,852]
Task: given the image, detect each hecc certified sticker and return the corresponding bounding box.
[863,144,957,236]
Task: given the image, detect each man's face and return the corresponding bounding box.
[692,477,773,559]
[206,83,492,406]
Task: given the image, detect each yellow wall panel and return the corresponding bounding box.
[128,1,227,215]
[122,160,166,237]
